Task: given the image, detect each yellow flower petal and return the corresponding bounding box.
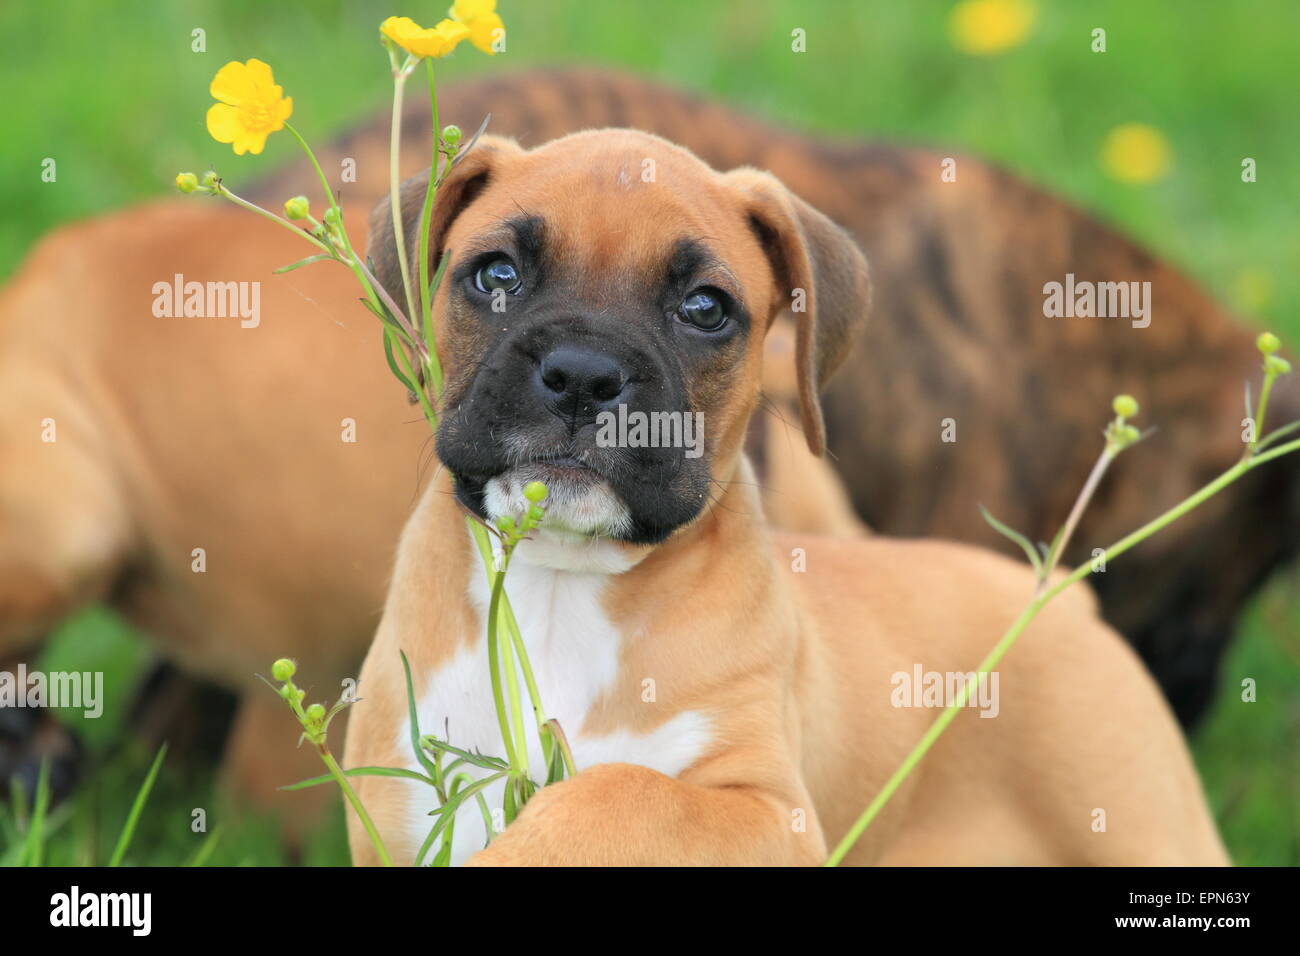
[451,0,496,21]
[1100,123,1171,185]
[206,102,244,144]
[210,60,258,105]
[949,0,1036,56]
[242,57,277,95]
[429,18,470,56]
[239,130,270,156]
[464,11,503,54]
[380,16,422,50]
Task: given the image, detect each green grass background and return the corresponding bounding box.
[1,0,1296,864]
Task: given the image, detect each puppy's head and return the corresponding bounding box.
[369,129,869,547]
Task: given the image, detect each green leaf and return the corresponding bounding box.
[423,250,452,350]
[383,328,418,393]
[979,505,1043,578]
[473,791,495,845]
[279,766,435,792]
[359,290,405,337]
[273,253,333,274]
[108,743,168,867]
[401,651,440,781]
[415,771,508,866]
[430,839,453,867]
[420,736,510,772]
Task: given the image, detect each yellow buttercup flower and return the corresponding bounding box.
[949,0,1036,56]
[380,15,469,58]
[206,59,293,156]
[450,0,505,54]
[1100,123,1172,185]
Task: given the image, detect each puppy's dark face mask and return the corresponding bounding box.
[368,130,870,547]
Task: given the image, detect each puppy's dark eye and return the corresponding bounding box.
[677,289,727,331]
[474,258,522,294]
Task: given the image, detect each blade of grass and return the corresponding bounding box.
[17,757,51,866]
[108,743,167,867]
[185,826,223,867]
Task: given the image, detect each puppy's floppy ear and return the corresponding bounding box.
[724,168,871,456]
[366,134,523,310]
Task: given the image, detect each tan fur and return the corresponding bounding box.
[344,131,1227,866]
[0,202,427,819]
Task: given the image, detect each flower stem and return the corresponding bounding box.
[469,520,552,754]
[485,543,521,771]
[387,64,421,334]
[318,744,393,867]
[1038,445,1115,591]
[284,124,336,214]
[416,60,442,376]
[1248,366,1280,455]
[215,185,332,255]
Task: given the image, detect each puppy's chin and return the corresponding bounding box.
[484,467,634,540]
[482,468,645,574]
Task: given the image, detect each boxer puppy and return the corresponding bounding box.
[342,130,1228,866]
[3,69,1288,821]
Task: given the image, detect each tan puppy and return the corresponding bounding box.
[343,130,1227,866]
[3,69,1281,819]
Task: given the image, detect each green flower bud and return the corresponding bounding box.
[1265,355,1293,376]
[529,504,545,522]
[1257,332,1281,356]
[201,171,220,189]
[1120,424,1141,445]
[496,515,517,534]
[283,196,310,220]
[1112,394,1139,419]
[175,172,199,194]
[306,703,326,723]
[324,206,341,226]
[272,658,296,682]
[523,481,548,504]
[441,124,463,149]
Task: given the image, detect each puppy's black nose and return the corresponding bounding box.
[536,345,630,423]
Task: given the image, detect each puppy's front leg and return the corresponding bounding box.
[466,763,825,866]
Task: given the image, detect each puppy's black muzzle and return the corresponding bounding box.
[438,312,710,543]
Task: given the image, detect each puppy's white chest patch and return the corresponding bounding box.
[394,541,712,866]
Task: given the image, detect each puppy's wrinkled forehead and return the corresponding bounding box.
[445,130,768,305]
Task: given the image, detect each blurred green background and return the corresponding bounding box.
[1,0,1296,865]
